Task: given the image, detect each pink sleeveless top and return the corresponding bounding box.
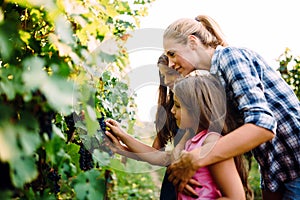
[177,130,222,200]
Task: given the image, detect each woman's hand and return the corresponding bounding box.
[167,148,202,192]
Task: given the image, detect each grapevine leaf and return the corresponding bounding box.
[72,169,105,200]
[84,105,99,136]
[55,15,75,45]
[93,149,110,166]
[0,123,19,161]
[18,127,41,155]
[0,79,15,100]
[19,30,31,45]
[0,24,13,60]
[64,143,81,172]
[22,57,47,90]
[9,154,38,188]
[52,124,66,140]
[109,158,125,171]
[44,135,65,165]
[41,76,74,114]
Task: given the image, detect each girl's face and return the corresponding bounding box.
[158,64,181,90]
[171,95,194,129]
[163,36,212,76]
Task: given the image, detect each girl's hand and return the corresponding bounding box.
[182,179,201,198]
[104,130,127,153]
[105,119,126,138]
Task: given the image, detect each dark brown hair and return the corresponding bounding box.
[155,54,180,149]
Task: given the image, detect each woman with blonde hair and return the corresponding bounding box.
[163,14,300,200]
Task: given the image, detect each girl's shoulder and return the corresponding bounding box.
[202,132,221,145]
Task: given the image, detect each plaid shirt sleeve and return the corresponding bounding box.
[211,46,300,192]
[211,47,277,133]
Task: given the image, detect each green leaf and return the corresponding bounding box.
[84,105,99,136]
[44,135,65,165]
[41,76,74,114]
[22,56,47,90]
[0,64,25,100]
[19,30,31,45]
[109,158,125,171]
[0,25,13,61]
[72,169,105,200]
[93,149,110,167]
[55,15,75,45]
[0,123,19,161]
[65,143,80,172]
[0,79,15,100]
[9,154,38,188]
[18,127,41,155]
[52,124,66,140]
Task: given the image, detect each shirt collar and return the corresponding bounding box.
[210,45,224,75]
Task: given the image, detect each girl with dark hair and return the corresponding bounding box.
[106,73,250,199]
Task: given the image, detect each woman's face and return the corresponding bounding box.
[158,64,181,90]
[171,95,194,129]
[163,36,212,76]
[163,39,196,76]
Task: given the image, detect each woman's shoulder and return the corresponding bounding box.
[215,45,249,57]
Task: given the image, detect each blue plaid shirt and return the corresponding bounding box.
[211,46,300,192]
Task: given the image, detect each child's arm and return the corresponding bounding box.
[204,133,246,200]
[105,119,171,166]
[104,131,142,160]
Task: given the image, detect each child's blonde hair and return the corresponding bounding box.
[174,74,226,134]
[174,74,254,200]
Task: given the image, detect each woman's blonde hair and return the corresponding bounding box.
[163,15,228,48]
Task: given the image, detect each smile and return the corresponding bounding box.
[175,66,182,72]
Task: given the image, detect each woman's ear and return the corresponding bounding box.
[187,35,199,50]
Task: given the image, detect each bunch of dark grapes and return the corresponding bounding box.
[78,144,94,171]
[38,111,55,139]
[64,113,76,142]
[47,168,61,194]
[97,117,113,156]
[98,116,106,133]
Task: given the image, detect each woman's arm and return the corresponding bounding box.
[167,123,274,192]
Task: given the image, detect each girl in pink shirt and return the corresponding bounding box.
[106,73,251,199]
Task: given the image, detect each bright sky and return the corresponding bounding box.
[128,0,300,122]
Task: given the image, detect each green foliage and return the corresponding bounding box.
[248,158,262,199]
[278,48,300,99]
[109,172,159,200]
[0,0,154,199]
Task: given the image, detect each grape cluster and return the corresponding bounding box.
[47,168,61,194]
[78,144,94,171]
[38,111,55,139]
[64,113,76,142]
[97,116,106,133]
[97,117,113,156]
